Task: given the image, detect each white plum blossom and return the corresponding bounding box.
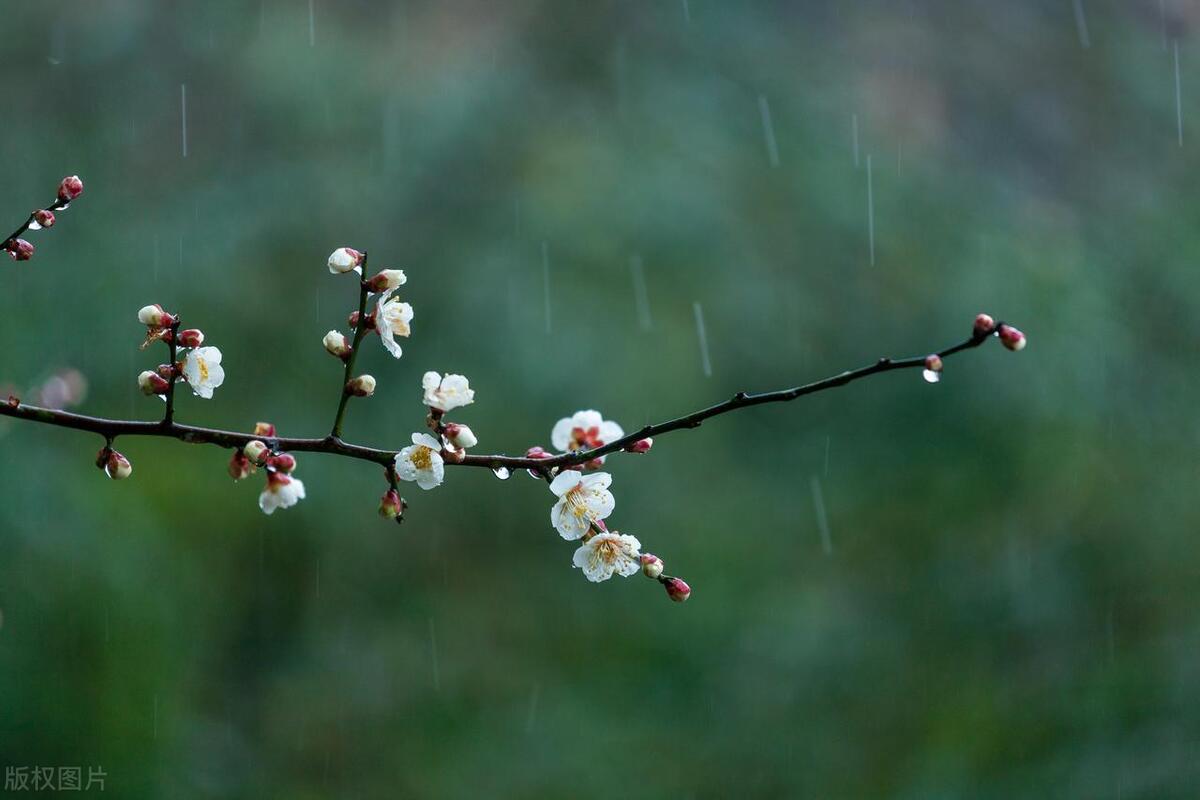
[328,247,363,275]
[259,472,306,514]
[551,410,624,461]
[572,532,642,582]
[422,372,474,412]
[375,288,413,359]
[395,432,445,490]
[182,346,225,399]
[549,469,615,540]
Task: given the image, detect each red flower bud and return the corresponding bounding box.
[33,209,55,228]
[177,328,204,348]
[379,488,404,519]
[973,313,996,337]
[525,446,552,459]
[6,239,34,261]
[625,437,653,454]
[228,450,254,481]
[997,324,1026,351]
[640,553,664,578]
[57,175,84,203]
[663,576,691,603]
[100,449,132,480]
[253,422,276,437]
[268,453,296,473]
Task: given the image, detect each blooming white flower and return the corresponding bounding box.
[551,410,624,457]
[259,472,306,514]
[548,469,615,540]
[572,532,642,582]
[327,247,363,275]
[366,269,407,293]
[395,432,445,490]
[375,288,413,359]
[182,346,225,399]
[422,372,474,412]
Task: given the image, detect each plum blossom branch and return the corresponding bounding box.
[0,175,1029,603]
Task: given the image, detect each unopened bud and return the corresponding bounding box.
[663,576,691,603]
[346,374,376,397]
[923,354,943,372]
[525,446,552,460]
[365,269,407,293]
[103,450,132,480]
[997,324,1026,351]
[625,437,653,454]
[177,328,204,348]
[323,330,352,360]
[137,370,171,396]
[443,423,478,450]
[348,310,376,330]
[6,239,33,261]
[973,313,996,337]
[268,453,296,473]
[243,440,269,464]
[228,450,254,480]
[33,209,55,228]
[640,553,664,579]
[57,175,84,203]
[379,488,405,519]
[327,247,364,275]
[253,421,276,437]
[138,304,175,328]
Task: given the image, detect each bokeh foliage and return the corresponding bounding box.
[1,1,1198,796]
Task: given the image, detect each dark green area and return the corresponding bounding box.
[1,2,1196,797]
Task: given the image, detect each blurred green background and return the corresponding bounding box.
[2,1,1197,796]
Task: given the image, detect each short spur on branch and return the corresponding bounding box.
[0,176,1028,604]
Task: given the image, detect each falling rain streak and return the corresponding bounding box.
[810,476,832,554]
[1072,0,1090,49]
[1175,41,1184,147]
[630,254,652,331]
[866,155,875,265]
[180,83,188,158]
[541,241,551,334]
[693,301,712,377]
[682,0,691,23]
[758,95,780,167]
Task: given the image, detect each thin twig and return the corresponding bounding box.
[0,324,1005,471]
[330,256,371,440]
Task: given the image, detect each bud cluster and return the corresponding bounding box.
[135,304,225,400]
[4,176,84,264]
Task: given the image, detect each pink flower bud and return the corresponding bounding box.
[268,453,296,473]
[365,269,406,293]
[525,446,552,460]
[322,330,352,360]
[253,421,276,437]
[137,370,171,396]
[973,313,996,337]
[663,576,691,603]
[103,450,133,480]
[346,374,376,397]
[997,324,1026,351]
[177,328,204,348]
[57,175,83,203]
[138,304,176,328]
[33,209,55,228]
[640,553,664,579]
[443,422,478,450]
[156,363,179,380]
[923,354,943,372]
[228,450,254,481]
[379,488,405,519]
[6,239,33,261]
[625,437,653,454]
[243,440,269,464]
[328,247,365,274]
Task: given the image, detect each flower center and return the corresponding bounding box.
[411,446,433,470]
[197,357,209,382]
[569,425,603,451]
[593,537,619,563]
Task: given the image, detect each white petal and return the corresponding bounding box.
[549,470,581,497]
[380,331,403,359]
[598,420,624,443]
[583,489,615,522]
[413,432,441,450]
[550,417,573,451]
[573,410,604,429]
[422,371,441,391]
[579,472,612,491]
